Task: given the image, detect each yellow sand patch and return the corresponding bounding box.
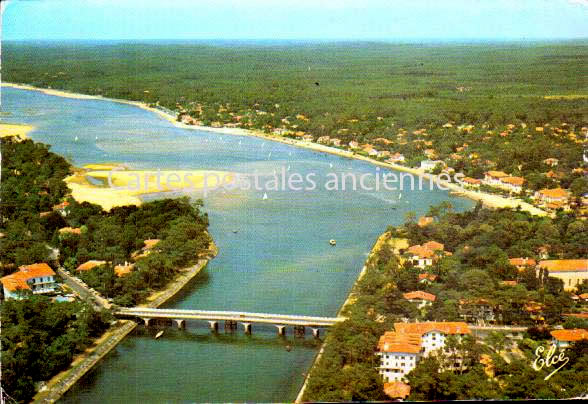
[65,168,234,211]
[544,95,588,100]
[0,123,35,139]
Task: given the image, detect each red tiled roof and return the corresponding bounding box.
[418,273,437,282]
[77,260,107,271]
[59,227,82,235]
[378,331,421,353]
[407,245,435,259]
[423,241,444,251]
[563,313,588,319]
[1,263,55,292]
[550,329,588,342]
[485,171,508,178]
[463,177,481,184]
[403,291,436,302]
[501,176,525,186]
[538,259,588,273]
[114,263,135,277]
[509,258,537,267]
[394,322,471,335]
[538,188,569,199]
[384,382,411,399]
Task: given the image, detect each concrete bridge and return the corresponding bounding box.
[115,307,344,338]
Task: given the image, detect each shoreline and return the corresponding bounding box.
[33,242,218,403]
[2,82,547,217]
[295,232,390,403]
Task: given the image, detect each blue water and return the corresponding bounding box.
[1,87,474,402]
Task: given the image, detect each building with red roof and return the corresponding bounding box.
[1,263,57,299]
[550,329,588,349]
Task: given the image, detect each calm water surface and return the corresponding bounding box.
[1,87,474,402]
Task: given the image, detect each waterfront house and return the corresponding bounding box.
[377,322,471,382]
[386,152,405,164]
[348,141,359,149]
[302,134,314,142]
[1,263,57,300]
[377,150,391,159]
[537,259,588,291]
[420,160,443,172]
[330,138,341,147]
[550,329,588,349]
[483,171,508,186]
[500,176,525,193]
[316,136,330,144]
[77,260,107,272]
[403,291,436,309]
[462,177,481,188]
[534,188,570,208]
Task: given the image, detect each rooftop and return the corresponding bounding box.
[538,259,588,272]
[403,291,436,302]
[550,329,588,342]
[394,321,471,336]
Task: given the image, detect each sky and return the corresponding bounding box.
[2,0,588,41]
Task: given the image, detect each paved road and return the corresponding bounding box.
[57,268,111,309]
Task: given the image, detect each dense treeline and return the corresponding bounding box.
[0,138,71,272]
[66,197,212,306]
[1,296,112,403]
[4,41,587,134]
[302,203,588,401]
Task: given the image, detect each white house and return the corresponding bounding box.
[1,263,57,300]
[377,322,471,382]
[420,160,444,171]
[403,291,436,309]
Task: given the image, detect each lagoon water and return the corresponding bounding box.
[1,87,474,402]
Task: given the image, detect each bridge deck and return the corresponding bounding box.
[116,308,344,327]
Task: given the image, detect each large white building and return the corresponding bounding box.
[1,263,57,300]
[377,322,471,382]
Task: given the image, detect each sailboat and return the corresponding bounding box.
[268,152,272,158]
[287,165,290,171]
[155,330,164,339]
[398,193,402,200]
[74,136,79,141]
[262,193,268,200]
[329,163,333,168]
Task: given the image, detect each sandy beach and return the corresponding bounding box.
[65,164,233,211]
[2,82,547,216]
[0,122,35,139]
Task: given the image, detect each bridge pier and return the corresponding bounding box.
[141,317,152,327]
[241,322,252,334]
[173,319,185,329]
[208,321,218,332]
[276,325,286,336]
[311,328,320,338]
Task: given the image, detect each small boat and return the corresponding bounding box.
[286,345,292,352]
[329,239,336,246]
[232,229,238,233]
[329,163,333,168]
[262,193,268,200]
[268,152,272,158]
[398,193,402,200]
[74,136,79,141]
[155,330,164,339]
[287,165,291,171]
